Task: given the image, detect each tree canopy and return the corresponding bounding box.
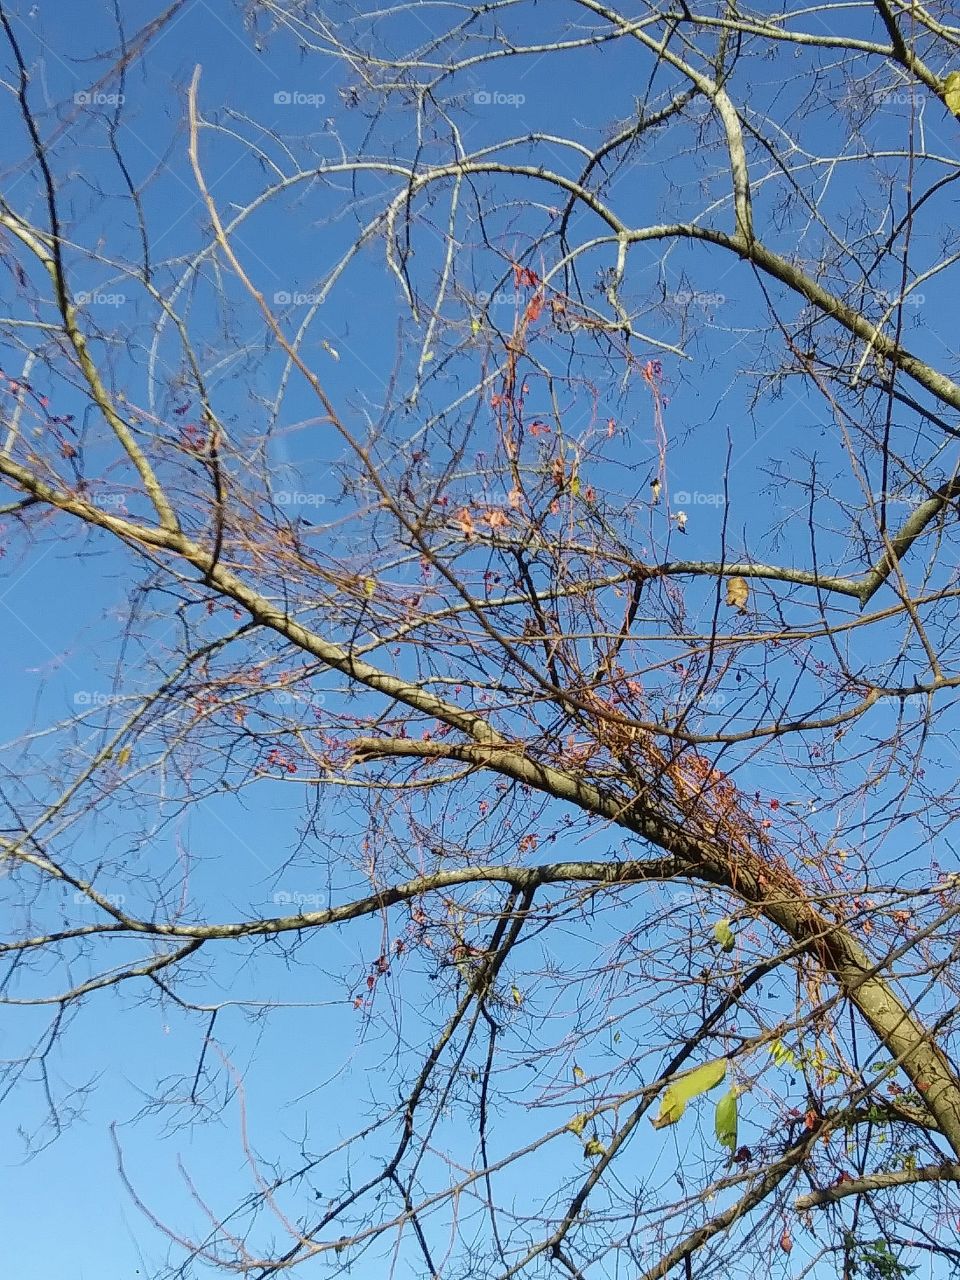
[2,2,960,1277]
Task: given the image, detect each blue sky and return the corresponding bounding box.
[0,2,957,1277]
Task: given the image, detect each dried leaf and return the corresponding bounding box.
[525,292,544,323]
[454,507,476,539]
[726,576,750,612]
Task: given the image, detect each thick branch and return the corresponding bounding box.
[796,1162,960,1209]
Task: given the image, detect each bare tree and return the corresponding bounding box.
[2,1,960,1276]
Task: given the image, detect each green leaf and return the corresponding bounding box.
[713,919,735,952]
[652,1058,726,1129]
[583,1137,607,1159]
[944,70,960,116]
[770,1039,797,1068]
[566,1113,588,1136]
[715,1088,738,1152]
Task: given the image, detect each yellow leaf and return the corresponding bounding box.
[116,746,131,767]
[944,70,960,116]
[572,1064,586,1082]
[725,575,750,612]
[511,985,523,1006]
[583,1137,607,1158]
[653,1088,686,1129]
[566,1113,588,1136]
[470,317,482,335]
[652,1058,726,1129]
[770,1039,797,1068]
[363,577,376,599]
